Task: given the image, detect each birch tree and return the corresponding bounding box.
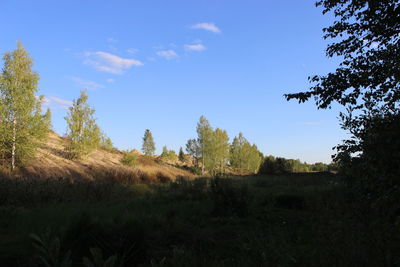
[64,91,100,158]
[196,116,213,173]
[0,42,49,170]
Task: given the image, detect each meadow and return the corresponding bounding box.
[0,172,397,267]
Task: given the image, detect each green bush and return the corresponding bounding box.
[120,153,137,167]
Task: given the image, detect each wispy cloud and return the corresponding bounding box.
[45,96,73,110]
[84,51,143,74]
[184,43,206,52]
[156,50,178,60]
[127,48,138,54]
[70,76,105,90]
[191,22,221,33]
[106,78,115,83]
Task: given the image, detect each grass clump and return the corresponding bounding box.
[120,152,137,167]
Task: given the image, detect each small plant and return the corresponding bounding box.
[120,152,137,167]
[160,146,177,162]
[30,229,72,267]
[83,247,121,267]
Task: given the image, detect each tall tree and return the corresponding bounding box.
[185,138,200,165]
[209,128,230,175]
[230,133,246,170]
[65,91,100,158]
[142,129,155,156]
[196,116,213,173]
[0,42,49,170]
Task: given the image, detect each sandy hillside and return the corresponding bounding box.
[22,132,195,180]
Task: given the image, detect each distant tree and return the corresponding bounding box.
[160,146,177,162]
[230,133,245,170]
[196,116,213,173]
[43,108,52,131]
[0,42,49,170]
[64,91,100,159]
[230,133,262,173]
[178,147,185,162]
[259,155,277,174]
[185,138,200,164]
[208,128,230,175]
[100,131,113,150]
[142,129,155,156]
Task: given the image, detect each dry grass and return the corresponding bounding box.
[13,132,195,181]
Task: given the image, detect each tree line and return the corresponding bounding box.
[259,156,337,174]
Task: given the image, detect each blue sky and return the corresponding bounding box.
[0,0,348,163]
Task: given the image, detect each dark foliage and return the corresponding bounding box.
[285,0,400,219]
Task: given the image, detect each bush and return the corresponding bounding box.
[120,153,137,167]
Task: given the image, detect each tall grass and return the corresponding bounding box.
[0,173,398,266]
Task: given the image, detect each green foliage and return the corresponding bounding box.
[178,147,185,162]
[185,138,200,164]
[259,155,335,174]
[30,230,72,267]
[285,0,400,217]
[100,131,113,150]
[193,116,231,175]
[43,108,52,131]
[160,146,177,162]
[64,91,100,159]
[0,42,50,169]
[230,133,262,173]
[207,128,230,175]
[120,152,137,167]
[83,248,121,267]
[1,173,399,266]
[141,129,155,156]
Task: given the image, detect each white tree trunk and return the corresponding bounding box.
[11,118,16,171]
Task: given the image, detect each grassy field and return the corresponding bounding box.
[0,172,398,266]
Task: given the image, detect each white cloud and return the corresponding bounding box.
[127,48,138,54]
[70,76,105,90]
[191,22,221,33]
[106,78,115,83]
[46,96,73,110]
[84,51,143,74]
[156,50,178,60]
[184,43,206,51]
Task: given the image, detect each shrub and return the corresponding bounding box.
[120,153,137,167]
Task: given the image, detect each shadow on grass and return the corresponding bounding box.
[0,172,398,266]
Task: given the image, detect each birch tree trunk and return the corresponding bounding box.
[11,117,16,171]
